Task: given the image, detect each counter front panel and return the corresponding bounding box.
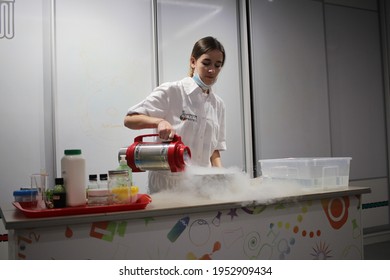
[2,187,367,260]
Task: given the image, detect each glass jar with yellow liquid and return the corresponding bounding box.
[108,170,138,204]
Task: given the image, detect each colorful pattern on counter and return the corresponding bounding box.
[12,195,363,260]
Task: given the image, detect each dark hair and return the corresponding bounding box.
[189,36,226,77]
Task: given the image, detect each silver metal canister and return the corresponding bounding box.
[133,143,170,170]
[118,134,191,172]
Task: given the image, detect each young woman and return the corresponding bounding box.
[124,36,226,193]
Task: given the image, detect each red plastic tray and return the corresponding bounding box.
[13,194,152,218]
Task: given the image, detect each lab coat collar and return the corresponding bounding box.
[183,76,215,97]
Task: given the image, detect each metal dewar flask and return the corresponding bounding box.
[118,134,191,172]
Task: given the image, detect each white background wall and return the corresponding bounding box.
[1,0,390,259]
[249,0,389,230]
[0,0,47,209]
[54,0,155,190]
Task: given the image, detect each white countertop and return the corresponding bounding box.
[0,185,371,230]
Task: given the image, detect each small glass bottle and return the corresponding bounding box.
[88,174,111,206]
[87,174,98,205]
[108,170,130,204]
[52,178,66,208]
[99,173,108,189]
[88,174,98,187]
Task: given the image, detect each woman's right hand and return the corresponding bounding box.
[157,119,174,140]
[124,114,175,140]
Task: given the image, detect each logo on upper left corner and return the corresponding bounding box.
[0,0,15,39]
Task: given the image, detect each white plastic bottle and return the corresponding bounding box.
[61,149,87,206]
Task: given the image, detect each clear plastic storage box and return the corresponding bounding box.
[258,157,352,190]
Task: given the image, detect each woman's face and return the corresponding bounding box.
[191,49,224,85]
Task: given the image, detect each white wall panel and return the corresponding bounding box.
[55,0,153,191]
[157,0,245,169]
[0,0,46,206]
[250,0,331,166]
[325,4,389,230]
[325,5,387,180]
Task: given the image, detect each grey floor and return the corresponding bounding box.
[364,241,390,259]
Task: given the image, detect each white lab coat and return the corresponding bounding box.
[127,77,226,193]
